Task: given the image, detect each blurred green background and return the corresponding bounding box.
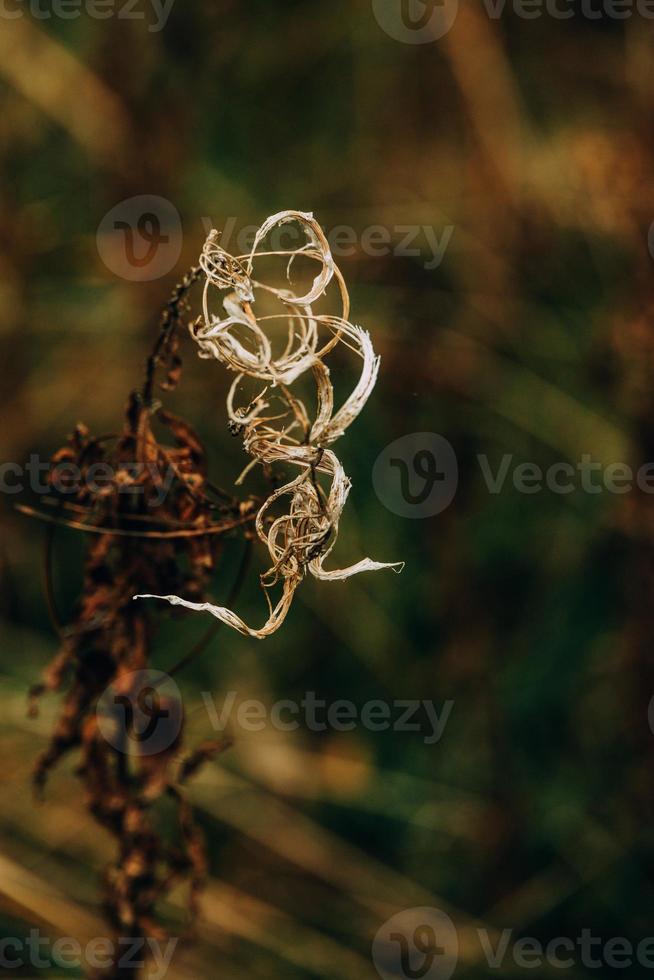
[2,3,654,977]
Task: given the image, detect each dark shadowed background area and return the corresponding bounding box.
[2,2,654,977]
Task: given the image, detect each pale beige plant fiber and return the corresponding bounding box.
[135,210,403,637]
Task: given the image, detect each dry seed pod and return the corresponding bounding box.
[135,211,403,637]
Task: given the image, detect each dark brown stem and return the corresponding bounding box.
[142,266,202,406]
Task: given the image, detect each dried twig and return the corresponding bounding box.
[22,270,251,977]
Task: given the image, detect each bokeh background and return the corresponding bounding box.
[2,3,654,977]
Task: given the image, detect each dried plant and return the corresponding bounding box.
[21,268,255,977]
[22,211,400,976]
[136,210,403,637]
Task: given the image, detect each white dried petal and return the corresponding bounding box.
[135,210,402,638]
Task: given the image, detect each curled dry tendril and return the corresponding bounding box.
[135,210,403,637]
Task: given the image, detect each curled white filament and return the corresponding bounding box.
[135,210,403,638]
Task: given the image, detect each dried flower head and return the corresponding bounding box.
[135,210,403,637]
